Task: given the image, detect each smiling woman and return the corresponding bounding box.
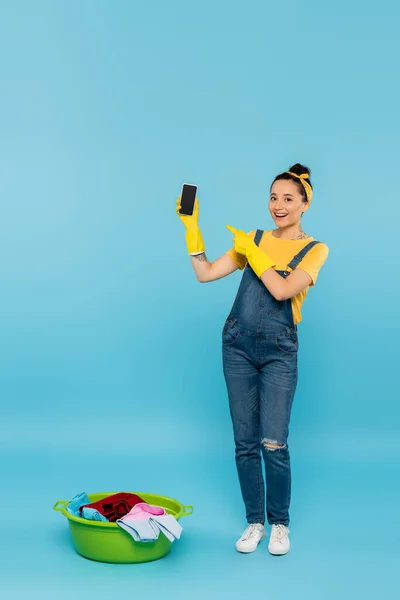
[176,163,329,557]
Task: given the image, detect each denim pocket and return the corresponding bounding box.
[222,318,241,346]
[275,333,298,354]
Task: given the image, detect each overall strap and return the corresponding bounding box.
[287,240,320,271]
[254,229,264,246]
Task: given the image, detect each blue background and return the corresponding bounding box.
[0,0,398,598]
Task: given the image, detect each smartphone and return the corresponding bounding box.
[179,183,197,216]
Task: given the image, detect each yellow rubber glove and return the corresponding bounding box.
[176,196,205,254]
[226,225,276,278]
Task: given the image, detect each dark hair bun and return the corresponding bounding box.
[288,163,311,177]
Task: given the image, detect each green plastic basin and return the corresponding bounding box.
[53,492,193,563]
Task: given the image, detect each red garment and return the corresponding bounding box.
[82,493,144,522]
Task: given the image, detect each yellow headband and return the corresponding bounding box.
[286,171,313,204]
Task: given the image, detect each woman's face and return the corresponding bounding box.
[269,179,309,228]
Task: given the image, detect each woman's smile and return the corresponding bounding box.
[273,211,289,220]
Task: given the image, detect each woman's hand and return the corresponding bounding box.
[176,196,200,230]
[176,196,205,254]
[226,224,275,278]
[226,225,256,256]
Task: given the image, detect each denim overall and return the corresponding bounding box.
[222,230,320,526]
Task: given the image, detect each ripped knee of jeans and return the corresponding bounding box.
[261,438,287,452]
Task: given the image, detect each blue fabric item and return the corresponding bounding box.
[150,515,182,542]
[117,518,159,542]
[82,507,109,522]
[66,492,91,517]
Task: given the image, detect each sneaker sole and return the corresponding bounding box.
[268,546,290,556]
[236,532,266,553]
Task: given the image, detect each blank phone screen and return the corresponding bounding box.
[180,184,197,216]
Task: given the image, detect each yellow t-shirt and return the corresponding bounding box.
[226,230,329,325]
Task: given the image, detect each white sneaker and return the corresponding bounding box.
[268,524,290,555]
[235,523,266,553]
